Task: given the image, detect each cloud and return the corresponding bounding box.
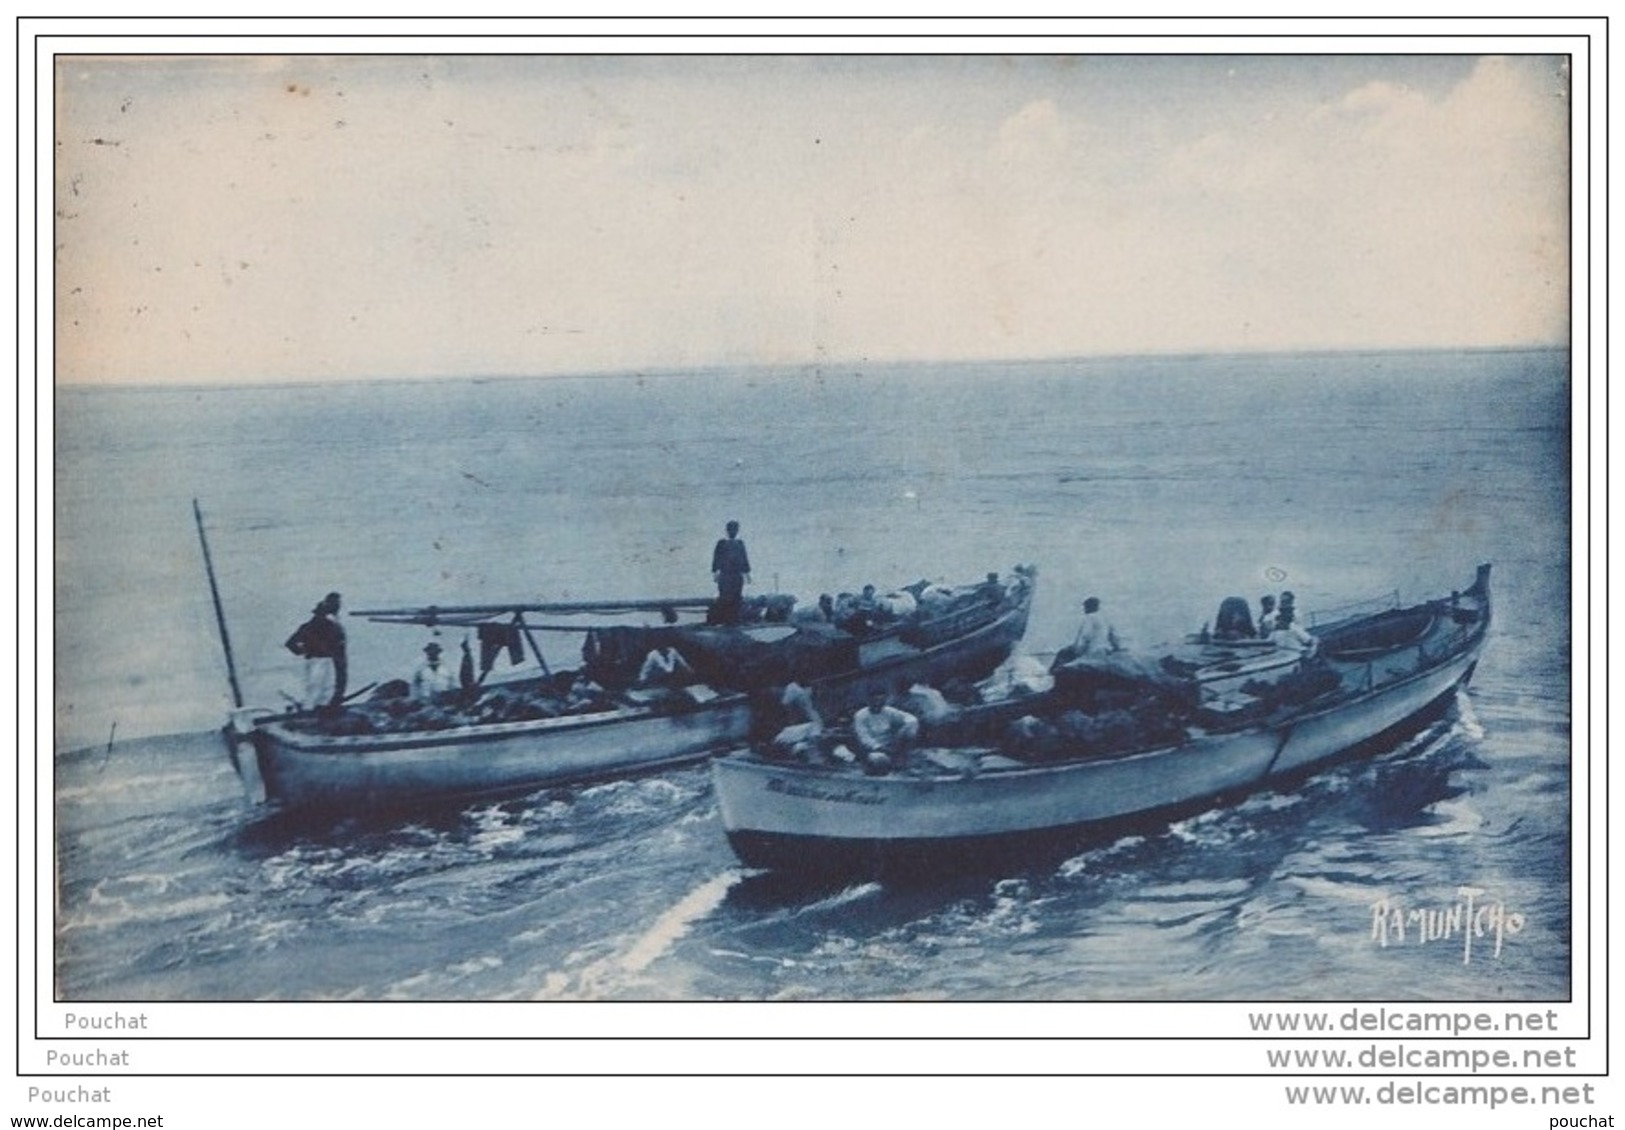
[996,98,1069,164]
[1106,56,1570,352]
[52,55,1570,384]
[1339,78,1428,117]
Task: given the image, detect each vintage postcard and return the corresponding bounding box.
[34,24,1589,1105]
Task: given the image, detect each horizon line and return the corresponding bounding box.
[53,340,1571,394]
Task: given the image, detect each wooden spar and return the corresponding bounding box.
[513,613,551,678]
[350,596,715,625]
[192,499,244,710]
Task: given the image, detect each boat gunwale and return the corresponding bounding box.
[1318,610,1443,660]
[258,698,678,755]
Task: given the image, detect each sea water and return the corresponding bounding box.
[51,348,1573,1000]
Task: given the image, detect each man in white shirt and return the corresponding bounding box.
[852,689,920,774]
[1269,609,1318,656]
[1072,597,1123,655]
[412,642,458,701]
[1256,594,1278,638]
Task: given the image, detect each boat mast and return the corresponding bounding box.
[193,499,244,710]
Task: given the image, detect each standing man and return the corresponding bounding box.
[285,591,347,711]
[710,519,751,624]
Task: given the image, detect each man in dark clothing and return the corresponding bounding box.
[710,520,751,624]
[285,591,347,709]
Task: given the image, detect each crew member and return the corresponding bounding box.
[1072,596,1123,655]
[1256,594,1278,638]
[412,641,458,701]
[1269,608,1318,656]
[710,520,751,624]
[284,591,347,711]
[852,688,920,774]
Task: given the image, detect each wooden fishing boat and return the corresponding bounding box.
[713,565,1491,877]
[222,566,1035,812]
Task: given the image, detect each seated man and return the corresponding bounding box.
[1072,596,1123,655]
[852,688,920,774]
[1256,594,1278,638]
[1268,609,1318,656]
[411,642,458,702]
[845,584,887,632]
[977,572,1006,604]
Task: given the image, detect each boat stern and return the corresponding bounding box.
[223,707,273,805]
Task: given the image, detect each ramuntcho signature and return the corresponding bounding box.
[1370,886,1527,964]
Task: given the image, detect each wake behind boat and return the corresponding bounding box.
[713,565,1491,877]
[221,565,1036,813]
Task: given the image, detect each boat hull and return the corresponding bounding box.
[714,566,1490,876]
[254,698,754,812]
[241,571,1033,812]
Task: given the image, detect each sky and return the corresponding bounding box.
[53,53,1572,386]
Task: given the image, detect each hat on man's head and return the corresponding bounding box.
[423,642,443,657]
